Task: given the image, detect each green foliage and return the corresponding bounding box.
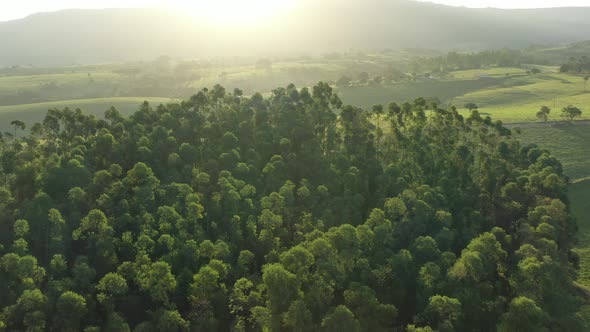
[464,102,479,111]
[0,82,582,331]
[497,297,548,332]
[54,291,87,332]
[536,106,551,122]
[519,124,590,181]
[320,305,360,332]
[561,105,583,122]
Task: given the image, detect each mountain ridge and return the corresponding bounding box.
[2,1,590,66]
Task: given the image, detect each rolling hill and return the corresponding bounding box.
[2,0,590,66]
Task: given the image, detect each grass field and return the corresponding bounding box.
[450,67,530,79]
[0,72,122,91]
[0,97,178,134]
[1,63,587,125]
[519,123,590,182]
[336,68,590,124]
[519,123,590,291]
[570,181,590,288]
[337,78,506,109]
[454,73,590,123]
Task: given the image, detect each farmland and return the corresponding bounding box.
[0,97,178,133]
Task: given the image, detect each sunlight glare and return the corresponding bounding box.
[169,0,296,25]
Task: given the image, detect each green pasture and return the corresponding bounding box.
[519,123,590,290]
[337,78,505,109]
[450,67,529,79]
[0,71,121,87]
[519,123,590,182]
[570,180,590,288]
[0,97,178,134]
[0,71,124,97]
[571,179,590,326]
[334,66,589,123]
[451,73,590,123]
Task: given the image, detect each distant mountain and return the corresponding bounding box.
[2,0,590,66]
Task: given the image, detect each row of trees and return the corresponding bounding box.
[336,69,410,88]
[559,56,590,74]
[536,105,583,122]
[0,82,584,331]
[409,49,522,74]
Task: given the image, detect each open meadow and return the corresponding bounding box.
[1,59,589,132]
[0,97,179,134]
[519,123,590,182]
[338,67,590,123]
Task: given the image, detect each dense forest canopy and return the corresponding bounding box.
[0,82,584,331]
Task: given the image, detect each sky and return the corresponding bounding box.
[0,0,297,23]
[418,0,590,8]
[2,0,590,21]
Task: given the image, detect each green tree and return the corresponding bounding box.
[536,106,550,122]
[561,105,582,122]
[497,297,548,332]
[321,305,360,332]
[54,291,87,332]
[261,263,300,329]
[10,120,26,138]
[96,272,128,307]
[137,261,176,303]
[464,103,478,111]
[8,289,48,331]
[419,295,462,332]
[358,72,369,84]
[337,76,352,87]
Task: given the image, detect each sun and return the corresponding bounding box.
[168,0,296,25]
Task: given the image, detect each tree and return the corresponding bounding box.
[153,309,189,331]
[536,106,550,122]
[97,272,128,306]
[337,76,352,87]
[321,305,361,332]
[561,105,582,122]
[559,64,571,73]
[54,291,87,332]
[419,295,462,332]
[10,120,26,138]
[464,103,478,111]
[9,289,48,331]
[0,82,582,330]
[497,297,548,332]
[358,72,369,84]
[137,261,176,303]
[282,300,313,332]
[261,263,299,317]
[530,68,541,74]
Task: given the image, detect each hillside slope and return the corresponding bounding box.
[2,0,590,66]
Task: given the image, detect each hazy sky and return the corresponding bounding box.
[2,0,590,21]
[418,0,590,8]
[0,0,297,23]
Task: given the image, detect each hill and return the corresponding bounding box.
[2,0,590,66]
[0,83,584,331]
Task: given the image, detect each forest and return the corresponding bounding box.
[0,82,584,331]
